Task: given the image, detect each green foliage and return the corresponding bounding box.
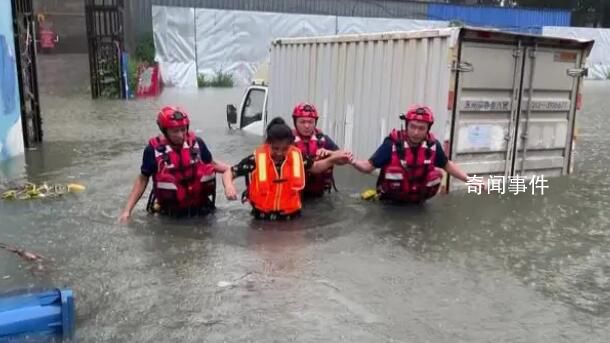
[135,32,155,64]
[197,70,234,88]
[197,74,206,88]
[128,58,140,96]
[98,59,120,99]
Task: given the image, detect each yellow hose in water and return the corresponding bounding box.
[360,189,378,201]
[67,183,86,192]
[1,182,86,200]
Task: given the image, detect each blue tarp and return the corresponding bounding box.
[0,35,17,116]
[0,0,24,161]
[427,3,571,35]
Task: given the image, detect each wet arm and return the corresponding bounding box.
[213,160,237,199]
[213,160,234,185]
[443,161,469,183]
[309,151,349,174]
[352,139,390,174]
[121,174,149,217]
[351,159,376,174]
[309,157,334,174]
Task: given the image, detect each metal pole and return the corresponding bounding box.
[520,44,536,175]
[504,40,521,177]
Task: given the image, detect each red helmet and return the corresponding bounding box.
[157,106,190,131]
[402,105,434,125]
[292,102,319,119]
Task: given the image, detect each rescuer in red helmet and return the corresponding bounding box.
[119,106,237,222]
[351,105,477,203]
[291,102,347,197]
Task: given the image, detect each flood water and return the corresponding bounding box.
[1,54,609,342]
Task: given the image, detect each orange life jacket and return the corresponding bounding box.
[247,144,306,216]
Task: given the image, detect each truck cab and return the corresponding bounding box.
[226,63,269,136]
[226,82,268,136]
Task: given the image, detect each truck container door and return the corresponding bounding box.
[450,40,525,191]
[512,45,586,179]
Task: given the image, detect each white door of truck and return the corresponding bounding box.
[512,46,585,179]
[449,39,585,191]
[239,86,268,136]
[449,41,525,191]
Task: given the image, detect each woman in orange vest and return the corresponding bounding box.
[229,117,352,220]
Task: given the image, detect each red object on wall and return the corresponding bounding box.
[39,28,57,49]
[136,63,162,97]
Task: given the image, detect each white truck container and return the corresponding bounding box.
[227,27,593,192]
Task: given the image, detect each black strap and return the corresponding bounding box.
[315,133,325,149]
[407,146,419,182]
[186,139,197,175]
[155,142,171,165]
[241,158,253,203]
[190,145,199,162]
[394,133,408,172]
[303,140,312,157]
[331,174,338,193]
[422,141,434,177]
[145,190,156,213]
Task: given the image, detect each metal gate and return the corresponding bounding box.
[85,0,125,99]
[11,0,43,148]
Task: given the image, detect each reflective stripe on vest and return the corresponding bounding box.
[427,178,441,187]
[292,150,301,179]
[385,173,404,181]
[157,182,178,190]
[257,153,267,182]
[201,174,215,182]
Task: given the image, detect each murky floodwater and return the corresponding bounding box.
[1,54,609,342]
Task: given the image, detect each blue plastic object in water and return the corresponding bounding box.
[0,288,75,341]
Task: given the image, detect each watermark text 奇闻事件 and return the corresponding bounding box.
[466,175,549,195]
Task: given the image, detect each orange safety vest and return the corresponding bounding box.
[248,144,306,215]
